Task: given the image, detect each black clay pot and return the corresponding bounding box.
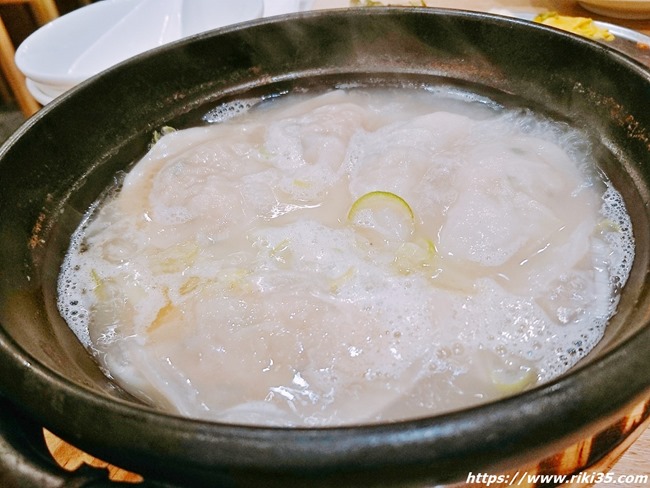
[1,8,650,488]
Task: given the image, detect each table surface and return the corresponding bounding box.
[45,0,650,485]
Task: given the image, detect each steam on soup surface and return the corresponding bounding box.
[58,88,633,426]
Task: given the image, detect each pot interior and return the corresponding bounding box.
[16,74,650,399]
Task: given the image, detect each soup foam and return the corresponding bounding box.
[58,88,634,426]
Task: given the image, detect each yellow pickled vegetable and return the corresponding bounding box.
[533,12,614,41]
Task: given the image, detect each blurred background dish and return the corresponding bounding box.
[578,0,650,19]
[15,0,265,103]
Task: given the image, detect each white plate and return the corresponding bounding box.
[28,79,69,99]
[16,0,264,89]
[25,78,56,106]
[578,0,650,20]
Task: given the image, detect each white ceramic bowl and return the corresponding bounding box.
[16,0,264,90]
[25,79,57,105]
[25,77,75,104]
[578,0,650,19]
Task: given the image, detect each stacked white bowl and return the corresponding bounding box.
[15,0,269,105]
